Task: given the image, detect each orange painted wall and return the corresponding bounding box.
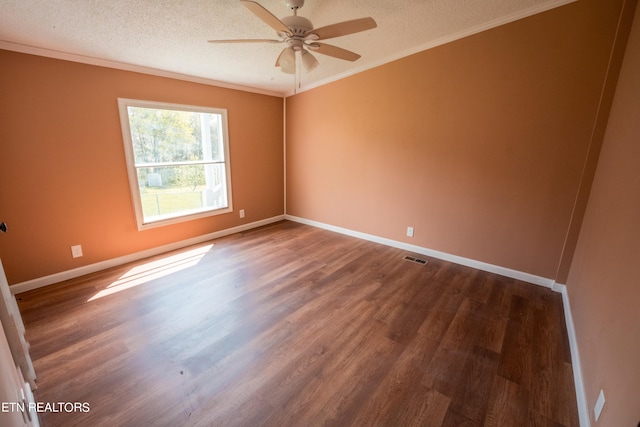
[566,2,640,425]
[0,50,284,284]
[286,0,626,280]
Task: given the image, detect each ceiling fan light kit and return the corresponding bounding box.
[276,47,296,74]
[300,50,319,72]
[209,0,377,76]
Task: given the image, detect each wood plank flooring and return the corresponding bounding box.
[16,221,579,426]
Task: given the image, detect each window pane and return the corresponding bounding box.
[137,164,228,221]
[127,107,224,164]
[119,99,232,229]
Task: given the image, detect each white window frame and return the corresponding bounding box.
[118,98,233,230]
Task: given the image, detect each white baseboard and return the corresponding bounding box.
[10,215,285,295]
[285,215,555,288]
[554,283,590,427]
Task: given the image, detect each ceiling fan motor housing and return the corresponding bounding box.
[280,15,313,51]
[281,15,313,36]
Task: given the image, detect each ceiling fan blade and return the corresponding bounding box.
[208,39,283,44]
[308,43,361,61]
[240,0,291,36]
[276,47,296,74]
[307,17,376,41]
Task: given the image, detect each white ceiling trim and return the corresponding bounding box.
[287,0,578,96]
[0,40,283,98]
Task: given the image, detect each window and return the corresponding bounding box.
[118,99,232,230]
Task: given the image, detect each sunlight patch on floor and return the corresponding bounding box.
[87,244,213,301]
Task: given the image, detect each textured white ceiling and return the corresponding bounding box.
[0,0,575,96]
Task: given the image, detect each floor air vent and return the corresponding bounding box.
[404,255,428,265]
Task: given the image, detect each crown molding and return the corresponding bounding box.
[0,40,285,98]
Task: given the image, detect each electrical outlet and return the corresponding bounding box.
[239,209,245,218]
[71,245,83,258]
[407,227,414,237]
[594,389,605,422]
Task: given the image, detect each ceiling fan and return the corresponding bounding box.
[208,0,377,74]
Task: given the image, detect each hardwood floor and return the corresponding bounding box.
[16,221,579,426]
